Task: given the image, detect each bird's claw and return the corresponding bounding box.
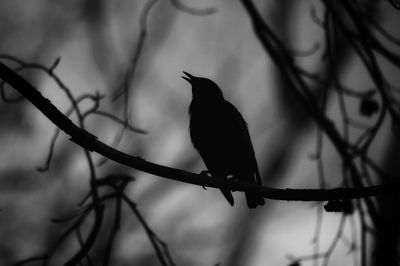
[199,170,211,190]
[200,170,211,176]
[227,175,239,191]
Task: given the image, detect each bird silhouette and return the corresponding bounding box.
[182,71,265,208]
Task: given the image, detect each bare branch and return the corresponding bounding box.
[1,61,399,203]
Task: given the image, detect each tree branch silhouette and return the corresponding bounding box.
[0,60,399,203]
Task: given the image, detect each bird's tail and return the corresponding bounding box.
[220,188,234,206]
[246,168,265,208]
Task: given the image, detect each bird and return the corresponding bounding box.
[182,71,265,208]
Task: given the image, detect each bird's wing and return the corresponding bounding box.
[222,101,263,185]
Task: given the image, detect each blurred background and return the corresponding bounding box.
[0,0,399,265]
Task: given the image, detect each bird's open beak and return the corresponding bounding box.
[182,71,194,83]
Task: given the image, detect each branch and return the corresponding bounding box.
[0,61,399,202]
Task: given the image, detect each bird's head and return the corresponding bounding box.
[182,71,224,102]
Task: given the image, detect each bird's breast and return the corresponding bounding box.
[188,102,237,156]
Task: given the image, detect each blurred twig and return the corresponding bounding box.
[169,0,217,15]
[0,57,169,266]
[240,0,400,265]
[103,0,156,167]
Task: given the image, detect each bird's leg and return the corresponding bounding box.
[199,170,211,189]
